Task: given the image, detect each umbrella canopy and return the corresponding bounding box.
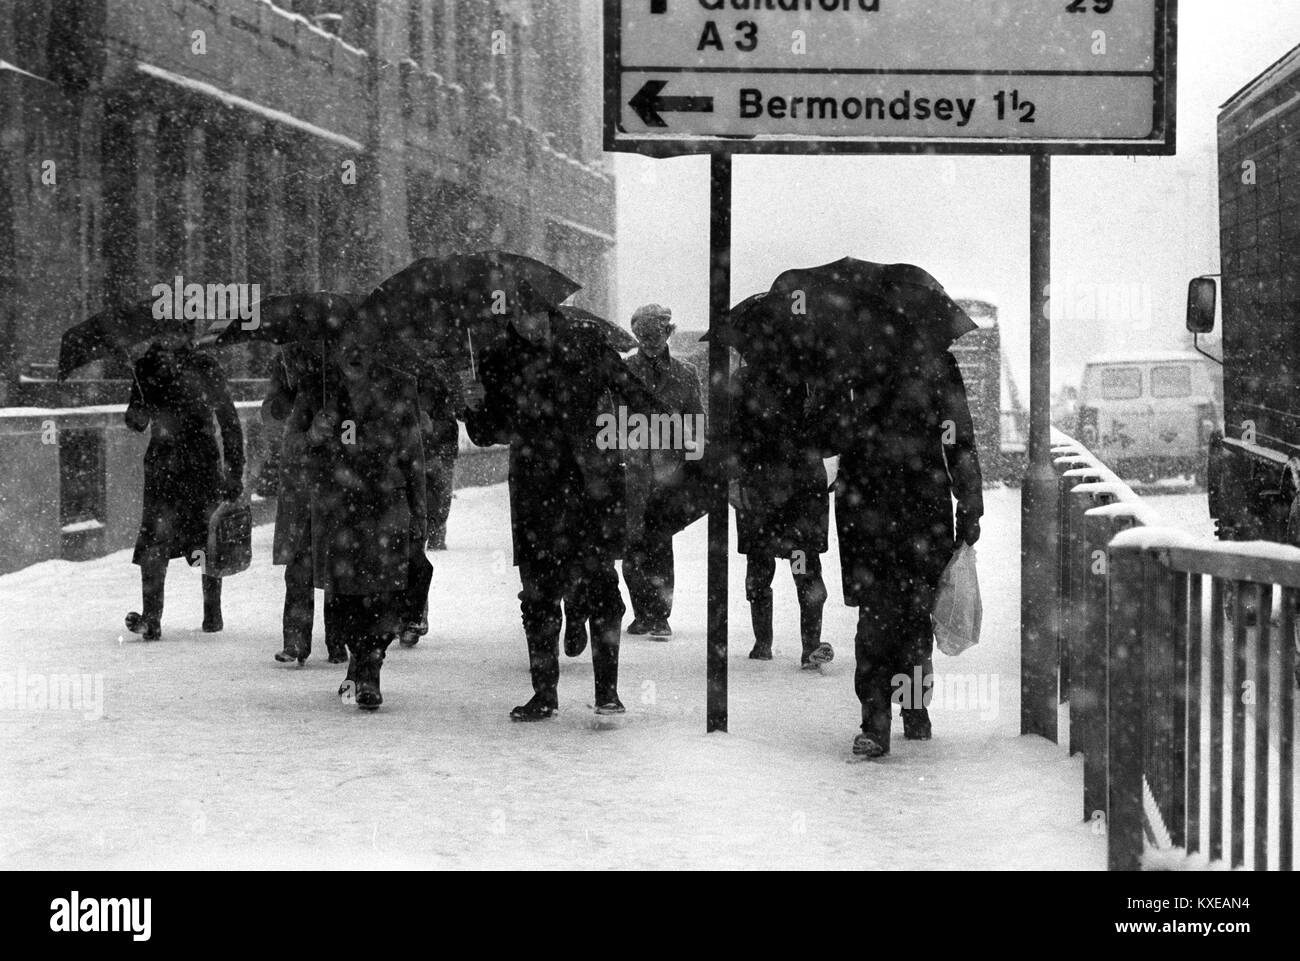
[558,305,639,353]
[58,298,178,381]
[356,251,581,366]
[196,291,358,350]
[716,258,977,382]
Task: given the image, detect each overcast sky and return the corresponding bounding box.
[613,1,1300,390]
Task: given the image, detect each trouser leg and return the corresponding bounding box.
[518,562,565,704]
[793,552,827,655]
[201,573,222,629]
[645,527,675,620]
[584,562,626,705]
[745,554,775,653]
[622,540,651,622]
[140,559,167,622]
[854,592,906,748]
[899,580,937,724]
[283,549,314,654]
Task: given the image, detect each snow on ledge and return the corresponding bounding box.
[136,62,365,153]
[1108,525,1205,551]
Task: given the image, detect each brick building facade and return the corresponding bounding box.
[0,0,616,403]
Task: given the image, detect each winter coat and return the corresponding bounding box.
[732,365,829,558]
[466,323,652,569]
[302,368,426,596]
[824,350,983,607]
[126,345,244,565]
[264,346,324,565]
[417,356,462,458]
[623,349,704,539]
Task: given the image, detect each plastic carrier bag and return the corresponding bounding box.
[932,544,982,656]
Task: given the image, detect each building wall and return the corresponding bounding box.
[0,0,616,571]
[0,0,616,401]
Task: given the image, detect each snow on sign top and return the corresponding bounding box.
[604,0,1177,156]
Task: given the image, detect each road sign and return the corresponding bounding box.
[605,0,1176,155]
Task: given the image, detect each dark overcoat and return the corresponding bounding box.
[264,346,324,565]
[302,369,426,596]
[126,346,244,566]
[733,365,830,559]
[826,351,984,607]
[465,323,648,570]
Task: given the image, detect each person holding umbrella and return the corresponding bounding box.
[731,360,833,668]
[262,344,347,666]
[302,322,426,711]
[621,304,704,639]
[123,327,244,640]
[463,296,651,721]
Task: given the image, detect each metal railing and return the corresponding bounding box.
[1051,429,1299,870]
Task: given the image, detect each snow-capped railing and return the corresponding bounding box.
[1051,429,1298,871]
[1106,529,1298,872]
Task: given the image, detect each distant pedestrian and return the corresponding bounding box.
[831,351,983,758]
[622,304,704,639]
[732,364,832,667]
[305,329,426,710]
[124,330,244,640]
[262,346,346,665]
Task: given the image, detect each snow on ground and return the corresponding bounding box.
[0,485,1104,870]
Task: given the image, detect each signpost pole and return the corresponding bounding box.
[1021,152,1058,740]
[706,151,732,734]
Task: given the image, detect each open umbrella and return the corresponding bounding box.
[766,258,977,375]
[558,305,639,353]
[58,297,177,381]
[196,291,357,349]
[357,251,581,374]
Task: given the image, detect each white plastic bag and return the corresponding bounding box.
[932,545,982,656]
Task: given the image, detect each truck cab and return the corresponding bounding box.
[1186,42,1300,544]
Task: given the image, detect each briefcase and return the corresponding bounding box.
[206,500,252,577]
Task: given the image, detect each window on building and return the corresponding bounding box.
[455,0,481,90]
[408,3,423,65]
[511,23,524,116]
[430,2,446,71]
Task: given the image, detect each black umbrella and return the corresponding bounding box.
[196,291,357,349]
[765,257,977,379]
[58,298,178,381]
[357,251,581,374]
[558,305,639,353]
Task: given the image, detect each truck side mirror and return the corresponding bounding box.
[1187,277,1218,334]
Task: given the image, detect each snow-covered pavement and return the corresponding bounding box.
[0,484,1103,869]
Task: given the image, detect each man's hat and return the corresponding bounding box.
[631,303,673,335]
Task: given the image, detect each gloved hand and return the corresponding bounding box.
[955,510,981,547]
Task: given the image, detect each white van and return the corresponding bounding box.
[1076,352,1223,482]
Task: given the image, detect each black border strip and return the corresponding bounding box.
[604,0,1177,158]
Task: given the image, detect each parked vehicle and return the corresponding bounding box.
[1186,42,1300,544]
[1076,352,1223,485]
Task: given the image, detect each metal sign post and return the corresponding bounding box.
[604,0,1178,737]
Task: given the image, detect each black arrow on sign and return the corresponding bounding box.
[629,79,714,128]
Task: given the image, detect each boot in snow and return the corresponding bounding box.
[510,693,558,722]
[124,611,161,641]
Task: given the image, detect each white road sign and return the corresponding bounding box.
[605,0,1176,155]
